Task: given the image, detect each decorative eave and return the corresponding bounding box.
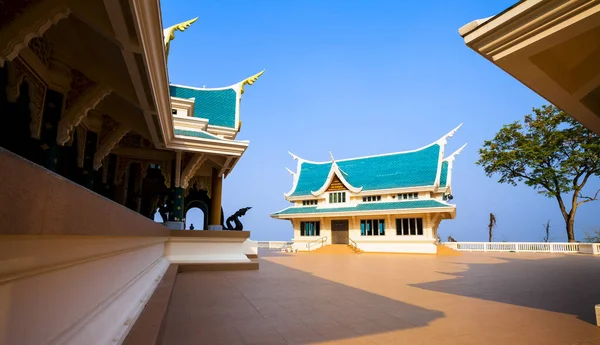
[169,133,248,157]
[285,185,449,201]
[270,204,457,219]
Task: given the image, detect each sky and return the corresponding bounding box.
[159,0,600,242]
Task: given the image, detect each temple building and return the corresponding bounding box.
[271,125,466,254]
[0,2,261,344]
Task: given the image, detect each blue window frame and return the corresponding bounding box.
[300,221,320,236]
[360,219,385,236]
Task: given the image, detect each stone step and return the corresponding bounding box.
[310,244,362,254]
[436,244,462,256]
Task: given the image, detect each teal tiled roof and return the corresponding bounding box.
[170,85,237,128]
[289,144,441,197]
[439,161,449,187]
[174,129,226,141]
[272,199,451,216]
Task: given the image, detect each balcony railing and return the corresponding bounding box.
[443,242,600,255]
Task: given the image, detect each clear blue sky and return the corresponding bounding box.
[160,0,600,242]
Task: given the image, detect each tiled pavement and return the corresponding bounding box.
[161,250,600,345]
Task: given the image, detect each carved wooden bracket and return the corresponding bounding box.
[187,176,212,198]
[76,125,87,168]
[0,4,71,67]
[181,154,207,189]
[93,124,129,170]
[114,156,132,185]
[160,160,172,188]
[6,57,47,139]
[57,85,111,145]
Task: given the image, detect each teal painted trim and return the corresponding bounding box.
[272,199,450,216]
[439,161,449,187]
[174,129,225,140]
[289,144,442,196]
[170,85,237,128]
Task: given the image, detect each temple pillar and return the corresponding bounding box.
[39,89,64,172]
[171,187,184,222]
[209,167,223,230]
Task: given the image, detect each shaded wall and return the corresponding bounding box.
[0,148,170,345]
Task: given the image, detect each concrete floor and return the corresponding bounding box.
[161,250,600,345]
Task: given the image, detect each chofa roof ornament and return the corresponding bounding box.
[163,17,198,59]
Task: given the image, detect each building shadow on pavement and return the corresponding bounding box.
[410,255,600,324]
[160,254,445,345]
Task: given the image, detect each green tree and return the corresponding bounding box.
[476,105,600,242]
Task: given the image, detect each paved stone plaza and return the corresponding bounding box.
[162,250,600,345]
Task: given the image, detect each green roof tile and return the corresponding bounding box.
[174,129,225,140]
[272,199,451,216]
[439,161,448,187]
[289,144,441,197]
[170,85,237,128]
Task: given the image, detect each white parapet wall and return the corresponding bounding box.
[243,239,258,257]
[443,242,600,255]
[0,148,171,345]
[166,230,252,263]
[355,240,437,254]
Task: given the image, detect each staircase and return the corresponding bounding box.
[310,244,362,254]
[436,244,461,256]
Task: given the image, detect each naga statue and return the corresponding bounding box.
[222,207,252,231]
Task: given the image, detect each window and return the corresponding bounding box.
[360,219,385,236]
[300,221,320,236]
[302,200,318,206]
[329,191,346,204]
[396,218,423,236]
[398,192,418,200]
[172,109,178,115]
[362,195,381,202]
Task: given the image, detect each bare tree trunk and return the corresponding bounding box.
[566,214,576,242]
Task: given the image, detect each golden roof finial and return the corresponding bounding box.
[239,70,265,94]
[163,17,198,59]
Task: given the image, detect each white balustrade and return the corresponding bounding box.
[256,241,292,249]
[444,242,598,254]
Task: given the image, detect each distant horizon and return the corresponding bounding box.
[160,0,599,242]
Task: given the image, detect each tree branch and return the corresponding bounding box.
[578,188,600,206]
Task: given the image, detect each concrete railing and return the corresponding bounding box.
[256,241,292,249]
[443,242,600,255]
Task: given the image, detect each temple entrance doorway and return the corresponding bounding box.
[331,220,349,244]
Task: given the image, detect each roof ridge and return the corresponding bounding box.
[290,124,462,164]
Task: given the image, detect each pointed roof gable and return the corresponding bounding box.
[169,71,264,130]
[285,125,464,199]
[310,152,363,196]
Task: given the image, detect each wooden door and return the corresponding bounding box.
[331,220,349,244]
